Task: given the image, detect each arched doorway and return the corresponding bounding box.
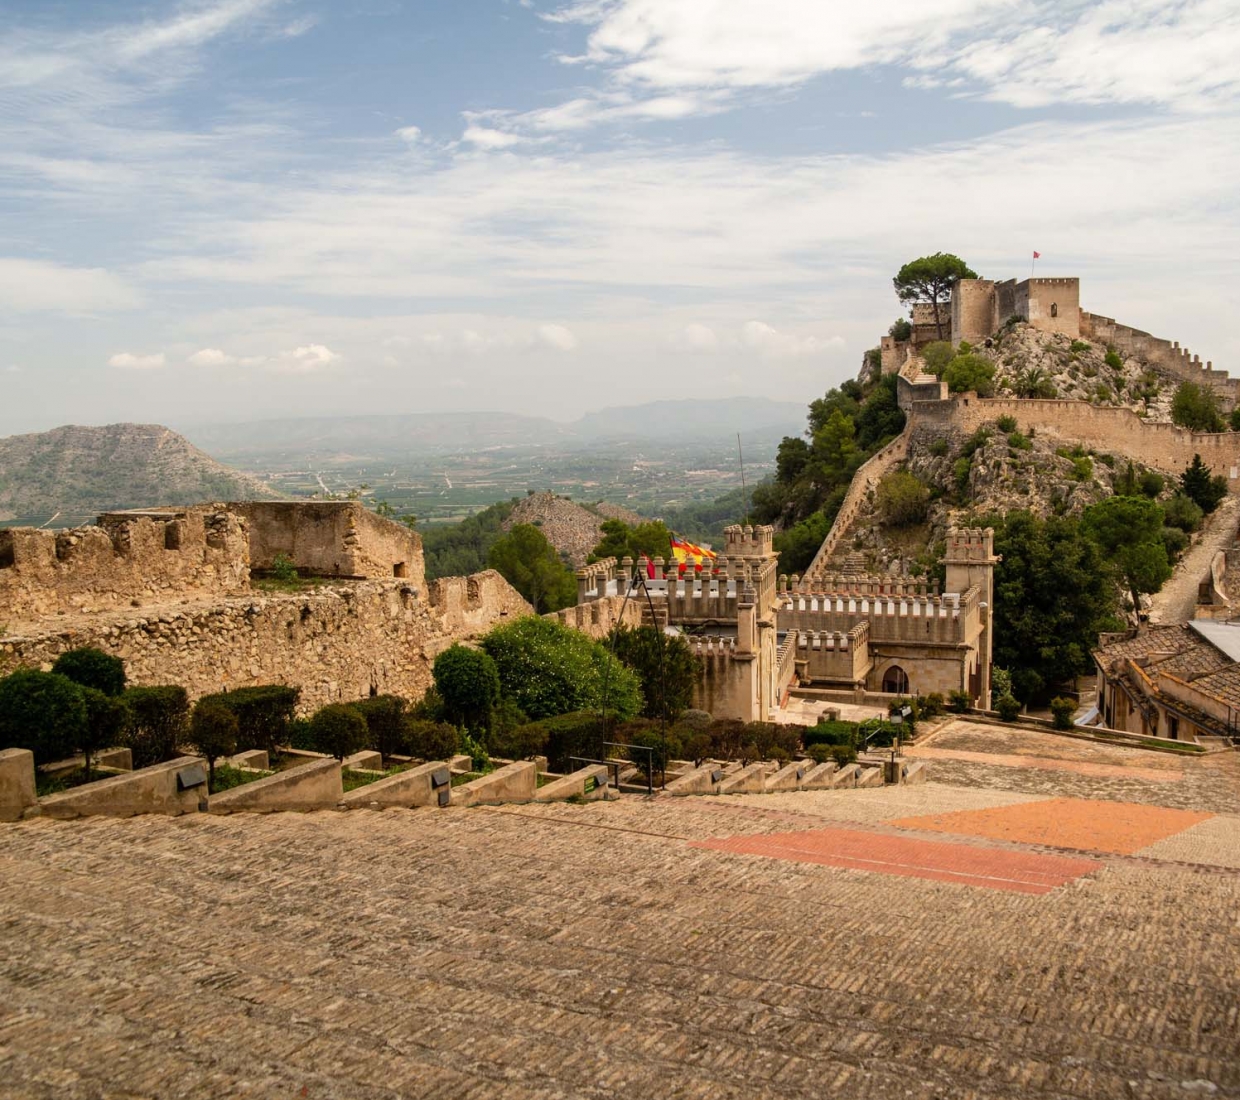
[882,665,909,695]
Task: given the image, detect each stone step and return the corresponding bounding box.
[764,758,815,792]
[829,763,860,789]
[856,766,883,788]
[717,762,770,795]
[800,761,839,789]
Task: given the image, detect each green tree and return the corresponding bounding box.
[352,695,409,758]
[482,616,642,721]
[190,699,239,791]
[889,317,912,341]
[79,687,128,782]
[875,470,930,527]
[308,703,369,760]
[121,685,190,768]
[608,625,701,722]
[0,669,86,765]
[52,647,126,696]
[853,373,905,449]
[201,685,299,757]
[811,409,860,482]
[1171,382,1224,433]
[590,518,673,564]
[943,354,996,396]
[1163,494,1204,533]
[892,253,978,341]
[487,523,576,613]
[1082,496,1173,614]
[433,644,501,733]
[990,512,1121,701]
[773,509,833,576]
[921,340,954,376]
[1180,454,1228,515]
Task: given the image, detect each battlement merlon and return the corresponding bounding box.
[723,524,776,560]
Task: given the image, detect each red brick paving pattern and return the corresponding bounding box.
[892,797,1212,854]
[692,827,1103,894]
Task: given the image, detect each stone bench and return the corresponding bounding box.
[40,756,207,819]
[209,758,342,814]
[665,764,725,796]
[856,766,883,788]
[800,761,838,789]
[764,759,814,792]
[341,761,452,809]
[452,760,537,806]
[535,764,610,802]
[829,763,861,789]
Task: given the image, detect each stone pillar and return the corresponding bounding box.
[0,748,38,822]
[737,584,757,656]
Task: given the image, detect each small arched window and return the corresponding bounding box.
[882,666,910,695]
[1050,302,1059,318]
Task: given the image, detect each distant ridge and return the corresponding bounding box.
[0,423,274,525]
[178,397,808,458]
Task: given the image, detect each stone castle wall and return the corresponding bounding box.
[912,395,1240,481]
[0,508,250,624]
[0,570,530,713]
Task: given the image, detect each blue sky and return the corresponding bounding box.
[2,0,1238,432]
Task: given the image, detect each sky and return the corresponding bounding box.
[2,0,1239,433]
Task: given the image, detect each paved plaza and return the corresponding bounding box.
[1,721,1238,1099]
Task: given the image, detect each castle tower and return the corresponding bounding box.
[943,527,1000,709]
[950,279,998,347]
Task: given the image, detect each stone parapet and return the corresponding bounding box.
[340,761,451,809]
[451,760,537,806]
[209,757,342,813]
[40,756,206,819]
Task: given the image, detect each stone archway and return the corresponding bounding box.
[882,665,909,695]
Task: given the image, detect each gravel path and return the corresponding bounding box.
[1149,493,1239,624]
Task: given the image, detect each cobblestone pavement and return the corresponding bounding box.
[912,720,1240,814]
[1,735,1239,1099]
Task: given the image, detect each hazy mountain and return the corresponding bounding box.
[0,423,274,525]
[178,398,808,459]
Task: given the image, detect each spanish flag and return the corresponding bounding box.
[670,534,717,574]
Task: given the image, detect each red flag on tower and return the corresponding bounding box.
[1032,251,1041,259]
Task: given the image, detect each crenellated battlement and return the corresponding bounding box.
[945,526,996,564]
[723,524,775,560]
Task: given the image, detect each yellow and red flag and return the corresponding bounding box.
[670,534,717,574]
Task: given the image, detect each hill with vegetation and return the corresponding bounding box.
[0,423,274,525]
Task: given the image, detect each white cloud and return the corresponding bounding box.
[107,351,166,369]
[681,323,718,351]
[538,323,578,351]
[544,0,1240,115]
[188,347,235,366]
[462,125,524,149]
[742,321,842,358]
[268,344,339,373]
[0,258,141,313]
[395,125,422,143]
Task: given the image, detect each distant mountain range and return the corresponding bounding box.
[0,423,273,525]
[177,397,807,459]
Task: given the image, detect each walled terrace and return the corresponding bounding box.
[1,723,1236,1099]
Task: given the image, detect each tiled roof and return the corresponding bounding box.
[1184,664,1240,710]
[1152,644,1232,682]
[1095,625,1196,661]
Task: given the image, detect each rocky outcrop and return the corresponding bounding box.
[502,492,643,567]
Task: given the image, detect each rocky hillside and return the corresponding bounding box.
[977,321,1174,419]
[0,424,275,524]
[503,492,643,567]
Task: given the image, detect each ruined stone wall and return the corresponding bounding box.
[231,501,424,585]
[0,570,531,712]
[0,508,249,625]
[911,395,1240,482]
[802,422,913,581]
[543,594,642,639]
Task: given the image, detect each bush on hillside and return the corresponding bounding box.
[1161,495,1203,536]
[943,354,997,396]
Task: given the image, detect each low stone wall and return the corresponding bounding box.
[544,594,642,639]
[452,760,537,806]
[209,758,342,813]
[340,761,451,809]
[0,748,38,822]
[534,764,609,802]
[0,573,531,713]
[39,756,206,819]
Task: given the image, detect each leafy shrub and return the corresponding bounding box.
[609,625,701,722]
[271,553,299,583]
[80,687,129,778]
[995,694,1021,722]
[287,717,314,750]
[629,727,680,782]
[459,731,490,771]
[433,645,500,733]
[518,710,612,773]
[1139,470,1165,497]
[678,709,713,730]
[1171,381,1224,433]
[921,340,954,376]
[921,692,946,718]
[201,685,299,756]
[802,720,858,750]
[489,719,546,761]
[1104,347,1123,369]
[876,470,930,527]
[830,744,857,766]
[307,703,369,760]
[929,438,949,457]
[1007,432,1032,451]
[1069,340,1090,353]
[482,616,642,721]
[1161,525,1189,561]
[0,669,86,764]
[404,718,459,762]
[1049,697,1076,730]
[996,414,1018,432]
[351,694,409,758]
[122,685,189,768]
[190,699,239,790]
[1163,494,1204,533]
[948,690,971,713]
[52,647,126,696]
[953,457,973,496]
[410,686,446,722]
[889,318,912,341]
[943,354,996,396]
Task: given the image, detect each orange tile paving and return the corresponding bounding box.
[892,797,1212,854]
[906,745,1181,783]
[692,826,1103,894]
